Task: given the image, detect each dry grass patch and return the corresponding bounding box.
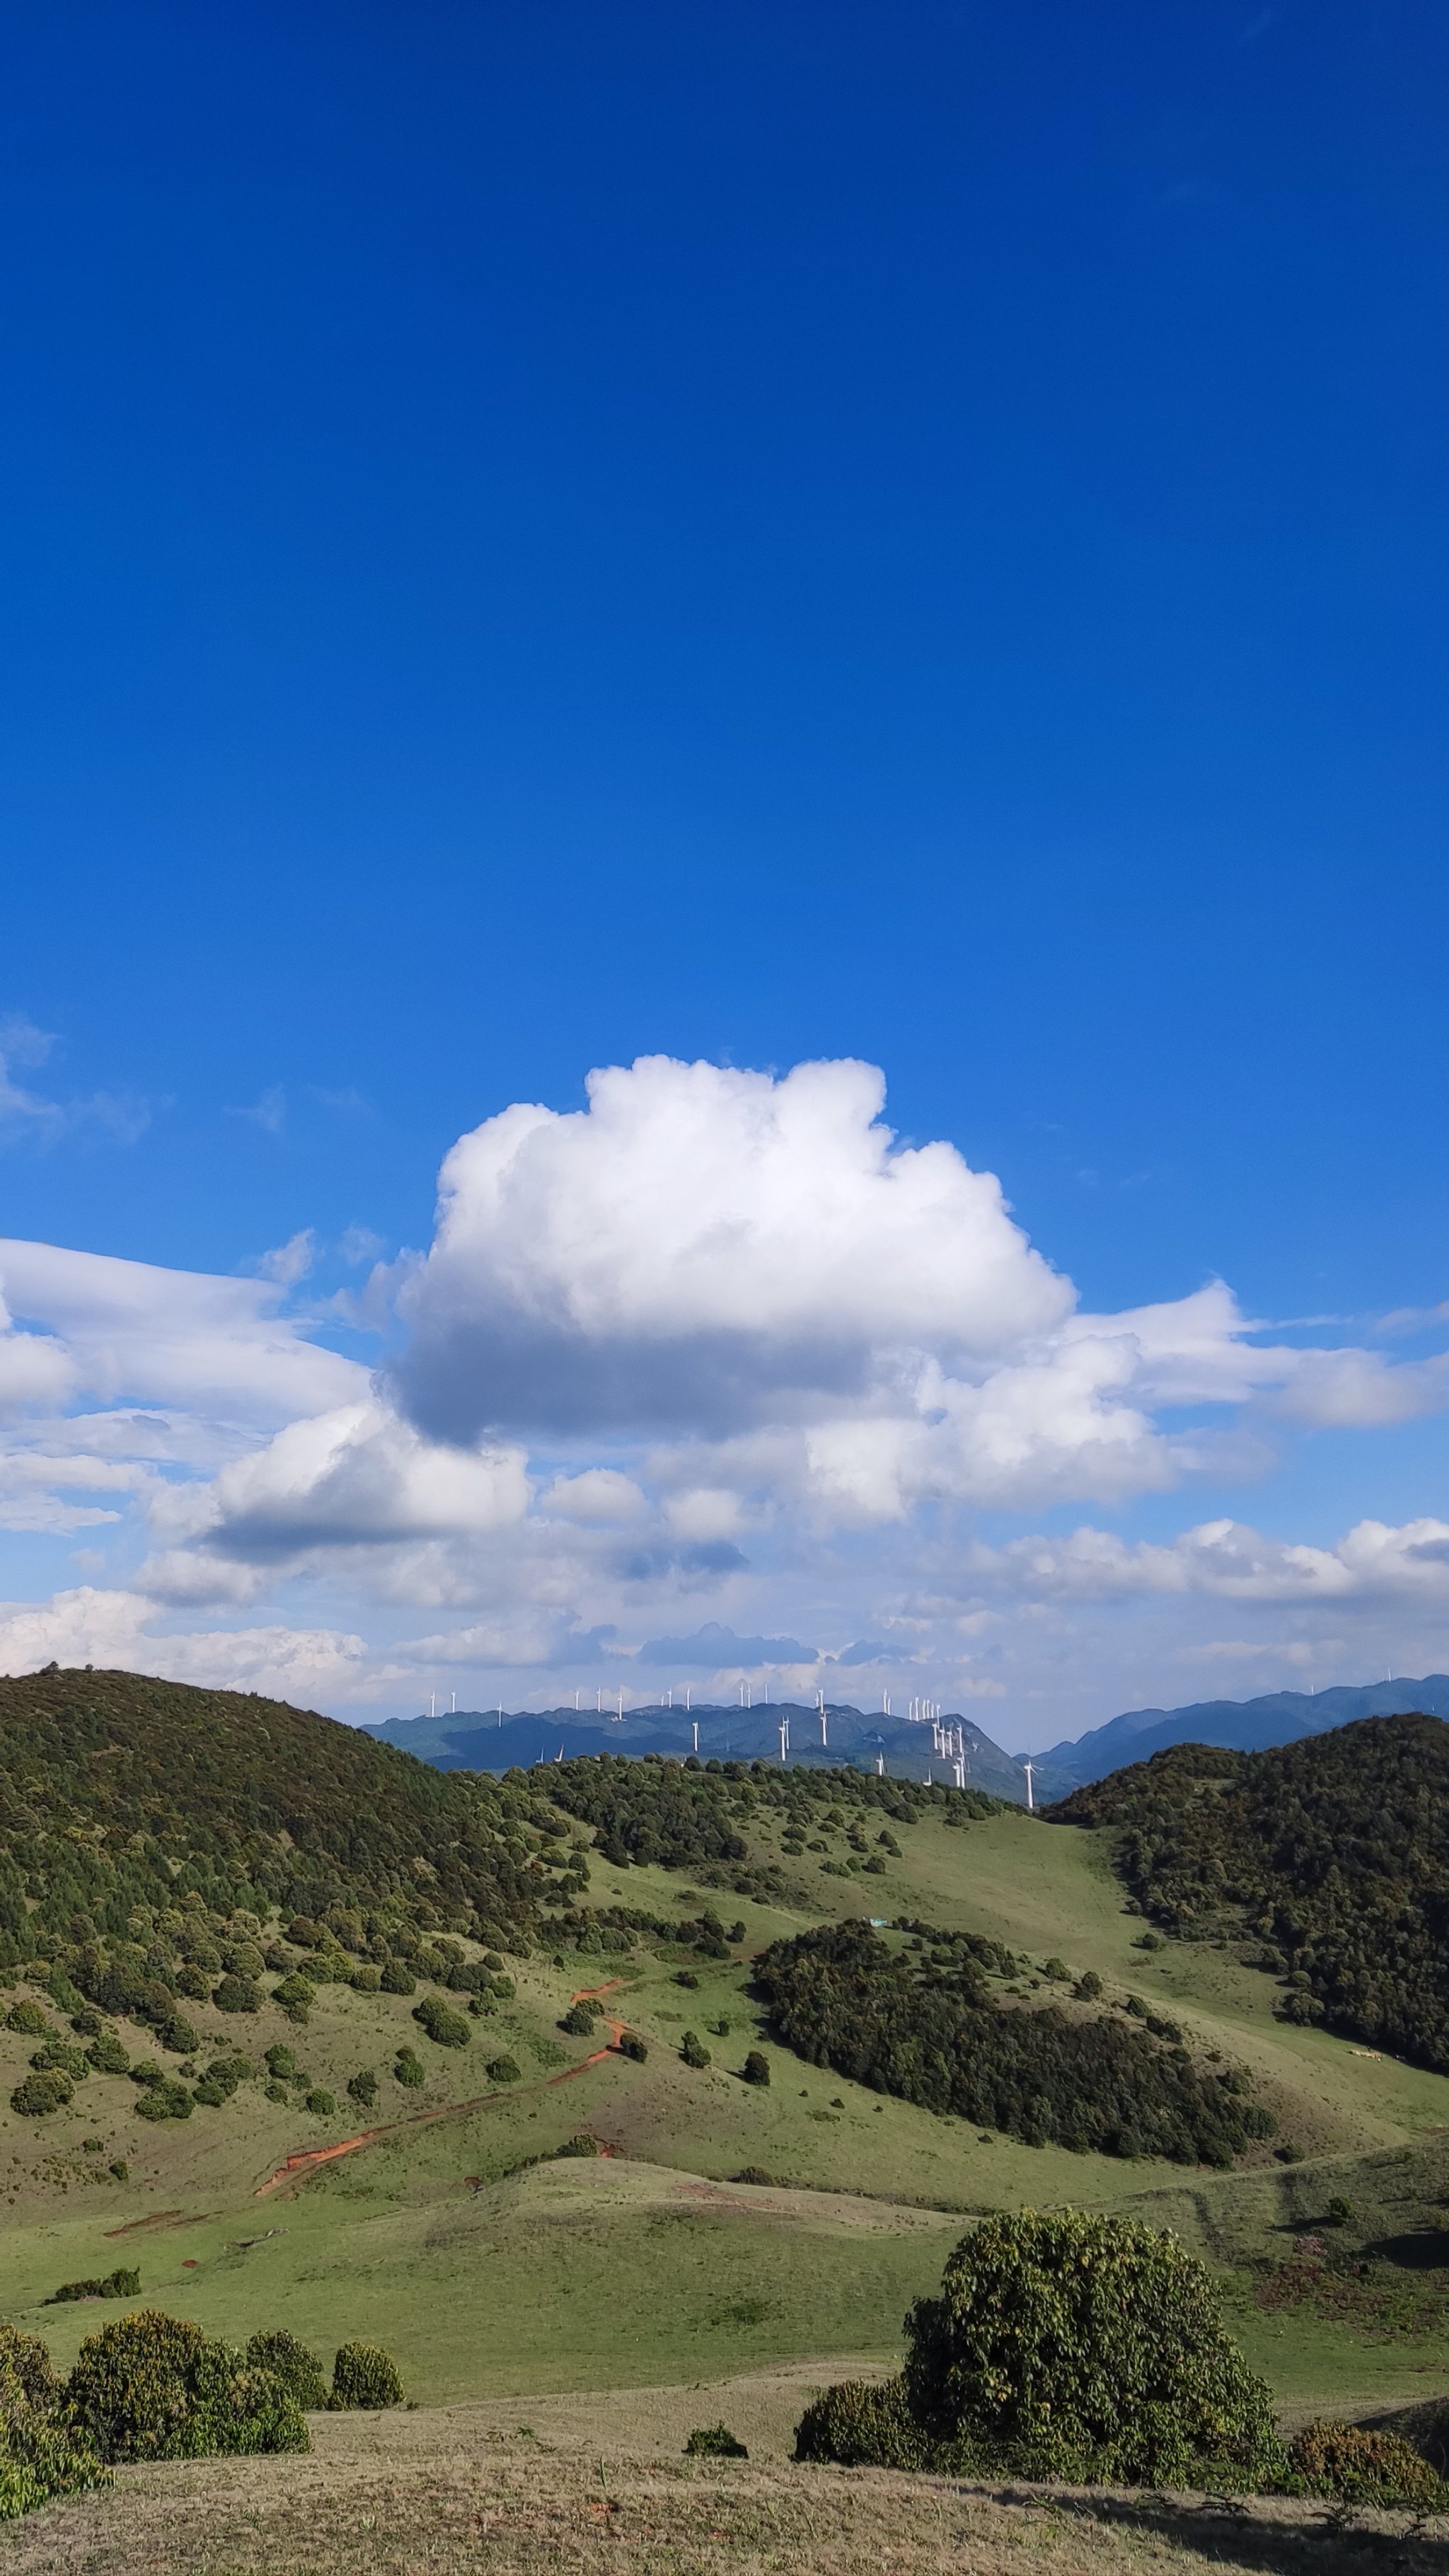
[5,2396,1449,2576]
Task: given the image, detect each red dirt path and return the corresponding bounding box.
[251,1981,632,2198]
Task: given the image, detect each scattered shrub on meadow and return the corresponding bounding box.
[305,2090,336,2116]
[0,2342,110,2522]
[486,2055,522,2084]
[1073,1970,1104,2001]
[733,2166,775,2185]
[1288,2420,1449,2507]
[134,2079,193,2122]
[347,2070,379,2108]
[46,2269,139,2305]
[329,2343,403,2410]
[244,2330,328,2413]
[1325,2195,1355,2227]
[349,1965,381,1993]
[158,2013,200,2055]
[265,2044,296,2079]
[271,1975,314,2022]
[212,1974,260,2014]
[741,2051,770,2086]
[394,2050,425,2088]
[0,2330,60,2414]
[412,1996,471,2048]
[681,2031,711,2069]
[84,2029,131,2077]
[63,2311,309,2464]
[616,2031,648,2062]
[30,2039,87,2078]
[380,1960,416,1995]
[5,2002,51,2038]
[11,2070,71,2117]
[683,2422,748,2456]
[558,2002,597,2035]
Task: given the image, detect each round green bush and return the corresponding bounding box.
[0,2329,61,2415]
[616,2031,647,2062]
[347,2070,379,2108]
[485,2055,521,2084]
[265,2079,289,2104]
[900,2210,1283,2486]
[304,2089,336,2117]
[1288,2420,1449,2507]
[329,2343,403,2410]
[559,2002,596,2036]
[794,2379,928,2468]
[741,2050,770,2086]
[271,1975,314,2021]
[85,2030,131,2077]
[680,2031,711,2069]
[158,2014,200,2056]
[264,2043,296,2079]
[11,2070,72,2118]
[244,2331,328,2413]
[5,2002,51,2038]
[212,1975,260,2014]
[134,2079,193,2122]
[412,1997,471,2048]
[394,2049,425,2087]
[64,2311,309,2464]
[349,1965,381,1993]
[683,2422,749,2456]
[380,1960,415,1995]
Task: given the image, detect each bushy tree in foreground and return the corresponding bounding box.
[797,2211,1283,2488]
[64,2311,308,2464]
[330,2343,403,2410]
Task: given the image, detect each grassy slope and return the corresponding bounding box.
[4,1792,1449,2416]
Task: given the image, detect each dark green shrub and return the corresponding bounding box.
[329,2343,403,2410]
[617,2031,648,2062]
[158,2014,200,2055]
[683,2422,748,2456]
[271,1975,313,2021]
[486,2055,521,2084]
[681,2031,711,2069]
[795,2378,928,2468]
[380,1961,415,1995]
[5,2002,50,2038]
[244,2331,328,2413]
[305,2089,336,2117]
[394,2050,425,2088]
[901,2210,1282,2485]
[412,1996,471,2048]
[264,2044,296,2079]
[349,1965,381,1993]
[1325,2194,1354,2227]
[11,2070,71,2117]
[733,2166,775,2185]
[741,2050,770,2086]
[551,2132,599,2159]
[86,2030,131,2077]
[30,2039,87,2078]
[347,2071,379,2108]
[674,1969,700,1989]
[1042,1958,1070,1982]
[1288,2420,1449,2507]
[0,2329,61,2413]
[265,2080,288,2104]
[212,1975,260,2014]
[47,2269,139,2305]
[63,2311,308,2463]
[0,2345,110,2519]
[559,2002,597,2036]
[1073,1970,1104,2000]
[134,2079,193,2122]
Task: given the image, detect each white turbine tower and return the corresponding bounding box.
[1022,1760,1036,1813]
[692,1721,699,1755]
[876,1752,885,1776]
[819,1706,828,1747]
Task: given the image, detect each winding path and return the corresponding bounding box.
[251,1982,632,2197]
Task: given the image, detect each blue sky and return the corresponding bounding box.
[1,0,1448,1740]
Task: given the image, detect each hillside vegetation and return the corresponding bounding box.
[1048,1715,1449,2072]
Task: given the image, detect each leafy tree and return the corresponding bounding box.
[347,2070,379,2108]
[681,2031,711,2069]
[244,2331,328,2413]
[329,2343,403,2409]
[1287,2420,1449,2507]
[11,2071,71,2118]
[63,2311,308,2463]
[486,2055,522,2084]
[412,1996,471,2048]
[798,2212,1282,2488]
[741,2050,770,2086]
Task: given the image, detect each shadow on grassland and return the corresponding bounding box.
[1016,2487,1449,2575]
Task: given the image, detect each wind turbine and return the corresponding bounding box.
[1022,1760,1036,1813]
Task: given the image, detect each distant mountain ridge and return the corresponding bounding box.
[357,1701,1043,1804]
[1038,1673,1449,1785]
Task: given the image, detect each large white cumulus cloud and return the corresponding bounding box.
[393,1056,1073,1441]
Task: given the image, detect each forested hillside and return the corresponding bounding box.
[754,1920,1270,2165]
[1048,1714,1449,2072]
[0,1667,583,1974]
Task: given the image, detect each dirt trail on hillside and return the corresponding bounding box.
[252,1981,633,2197]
